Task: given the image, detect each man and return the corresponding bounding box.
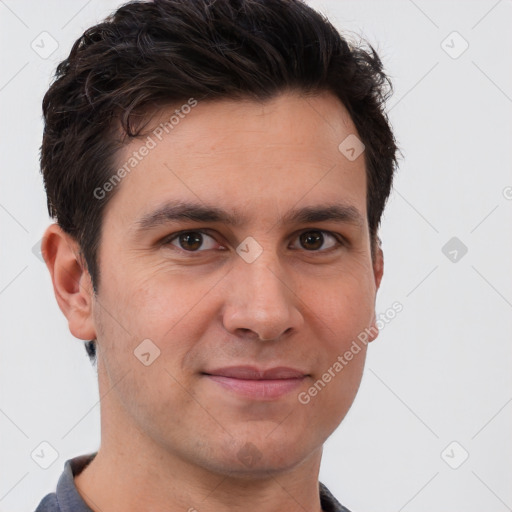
[36,0,398,511]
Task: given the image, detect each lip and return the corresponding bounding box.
[203,366,308,400]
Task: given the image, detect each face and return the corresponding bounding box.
[87,91,383,476]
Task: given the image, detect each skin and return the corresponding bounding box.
[42,90,383,512]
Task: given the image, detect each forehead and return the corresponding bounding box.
[104,91,367,229]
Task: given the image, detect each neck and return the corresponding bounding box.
[75,447,324,512]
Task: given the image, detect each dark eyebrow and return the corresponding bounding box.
[281,204,364,227]
[134,202,244,231]
[134,200,365,233]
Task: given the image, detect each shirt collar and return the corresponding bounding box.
[55,454,96,512]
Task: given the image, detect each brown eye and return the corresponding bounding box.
[300,231,323,250]
[178,232,203,251]
[293,230,341,252]
[168,231,218,252]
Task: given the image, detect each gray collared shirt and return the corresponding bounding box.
[34,453,352,512]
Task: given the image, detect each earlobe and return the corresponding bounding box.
[41,224,96,340]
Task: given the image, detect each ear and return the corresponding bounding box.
[372,243,384,291]
[367,243,384,343]
[41,223,96,340]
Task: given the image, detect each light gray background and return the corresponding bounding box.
[1,1,511,511]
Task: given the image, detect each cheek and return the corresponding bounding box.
[93,267,223,404]
[307,266,376,335]
[99,261,221,340]
[93,290,199,430]
[295,343,367,442]
[301,269,374,406]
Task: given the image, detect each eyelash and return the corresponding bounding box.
[161,229,346,255]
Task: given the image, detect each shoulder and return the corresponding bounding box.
[34,492,60,512]
[33,453,96,512]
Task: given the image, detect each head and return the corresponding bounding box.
[41,0,397,477]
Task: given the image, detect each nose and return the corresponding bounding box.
[220,252,304,342]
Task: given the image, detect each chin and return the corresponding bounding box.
[200,433,320,479]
